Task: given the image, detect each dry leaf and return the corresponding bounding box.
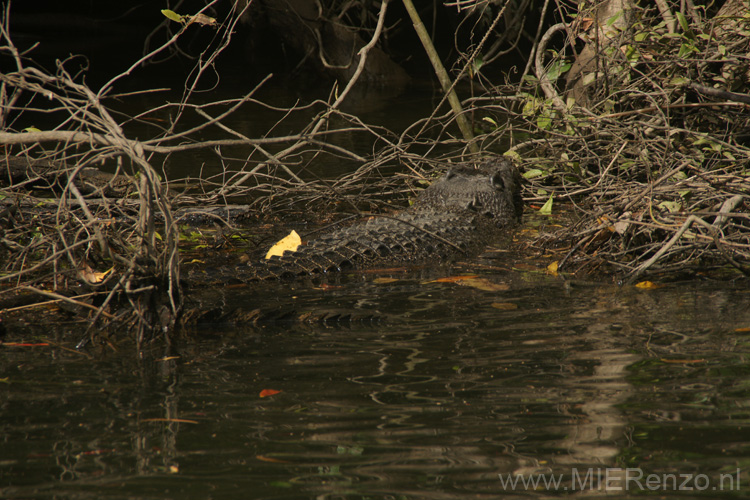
[491,302,518,310]
[265,230,301,260]
[431,275,479,283]
[547,261,559,276]
[373,277,400,284]
[314,284,344,291]
[256,455,291,464]
[635,281,661,290]
[79,265,113,284]
[659,358,705,364]
[459,278,509,292]
[187,13,217,26]
[260,389,281,398]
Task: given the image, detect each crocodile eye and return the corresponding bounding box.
[490,172,505,190]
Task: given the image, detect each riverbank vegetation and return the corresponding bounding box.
[1,0,748,343]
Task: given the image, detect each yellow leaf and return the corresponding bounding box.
[547,260,559,276]
[734,326,750,332]
[491,302,518,310]
[431,275,479,283]
[23,126,42,133]
[374,277,399,284]
[459,278,509,292]
[265,230,301,260]
[161,9,184,23]
[635,280,661,289]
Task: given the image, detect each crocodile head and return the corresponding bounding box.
[413,157,523,225]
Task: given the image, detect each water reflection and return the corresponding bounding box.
[1,273,749,498]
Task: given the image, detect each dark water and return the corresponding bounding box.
[2,251,750,499]
[4,65,750,498]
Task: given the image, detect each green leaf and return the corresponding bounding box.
[669,76,689,86]
[537,114,552,130]
[523,168,544,179]
[161,9,184,23]
[581,72,598,87]
[469,54,484,78]
[671,171,687,180]
[606,11,622,27]
[677,42,698,58]
[539,194,554,215]
[546,60,572,82]
[503,150,522,162]
[676,11,690,33]
[482,116,498,127]
[23,126,42,132]
[522,99,537,116]
[658,200,682,213]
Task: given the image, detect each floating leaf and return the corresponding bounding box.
[314,283,344,291]
[659,358,705,364]
[491,302,518,310]
[161,9,184,23]
[539,194,553,215]
[373,277,400,284]
[269,481,294,488]
[265,230,301,259]
[432,275,479,283]
[1,343,49,347]
[458,278,509,292]
[260,389,281,398]
[635,281,661,289]
[256,455,292,464]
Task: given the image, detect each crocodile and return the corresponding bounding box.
[189,157,523,283]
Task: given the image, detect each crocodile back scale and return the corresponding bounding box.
[193,157,523,282]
